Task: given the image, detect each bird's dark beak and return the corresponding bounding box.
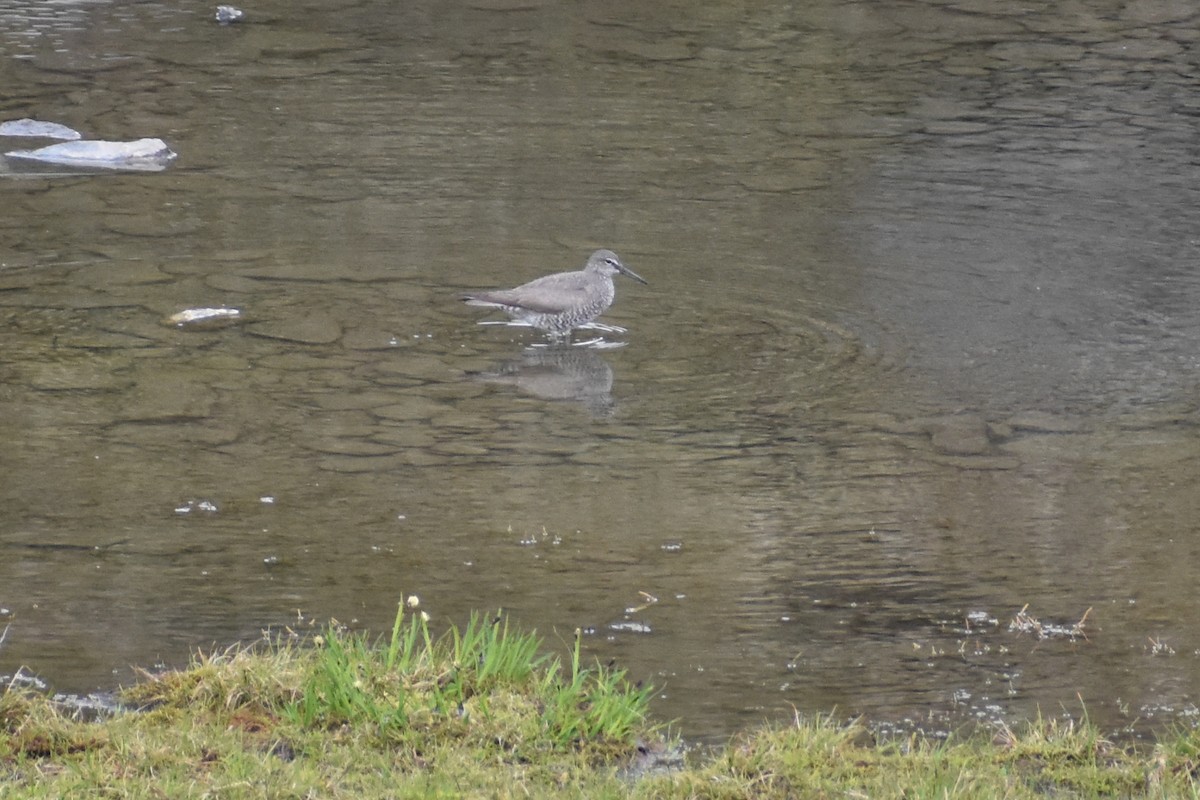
[619,263,648,285]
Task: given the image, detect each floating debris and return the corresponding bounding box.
[5,138,177,172]
[516,527,561,546]
[1008,604,1091,641]
[1145,636,1176,656]
[0,118,82,140]
[3,668,47,691]
[965,610,999,630]
[625,591,658,614]
[175,499,219,515]
[216,5,244,23]
[167,307,243,329]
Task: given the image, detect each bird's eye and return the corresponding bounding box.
[605,258,618,266]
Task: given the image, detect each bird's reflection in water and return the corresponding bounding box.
[470,341,620,415]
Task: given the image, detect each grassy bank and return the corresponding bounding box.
[2,601,1199,798]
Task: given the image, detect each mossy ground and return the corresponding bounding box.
[2,603,1199,799]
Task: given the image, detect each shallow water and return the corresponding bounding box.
[2,0,1199,743]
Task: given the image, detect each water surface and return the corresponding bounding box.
[2,0,1199,742]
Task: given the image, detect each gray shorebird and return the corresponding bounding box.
[462,249,646,339]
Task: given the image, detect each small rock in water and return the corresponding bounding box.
[0,118,82,140]
[5,138,177,172]
[167,307,243,330]
[216,5,244,23]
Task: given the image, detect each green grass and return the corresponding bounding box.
[2,601,1200,798]
[641,712,1174,799]
[276,605,647,759]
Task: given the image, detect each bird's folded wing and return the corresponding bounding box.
[467,284,588,314]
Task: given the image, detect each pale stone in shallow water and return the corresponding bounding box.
[0,118,82,140]
[215,5,244,23]
[167,308,243,329]
[4,138,177,171]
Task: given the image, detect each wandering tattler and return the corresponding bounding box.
[461,249,646,339]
